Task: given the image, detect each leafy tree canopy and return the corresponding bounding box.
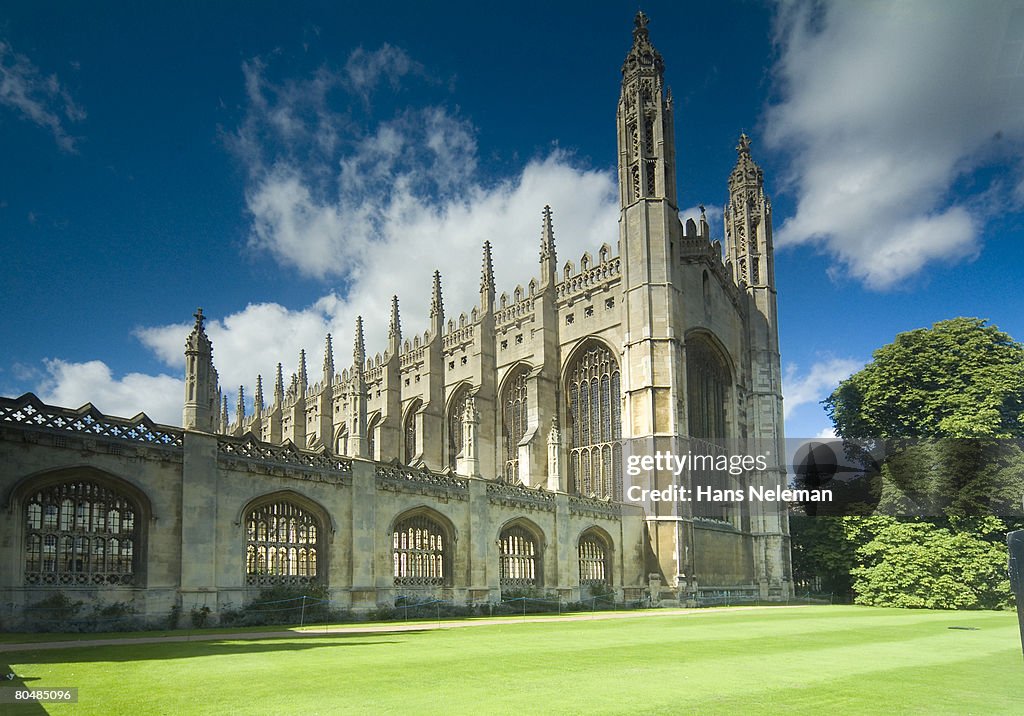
[825,318,1024,441]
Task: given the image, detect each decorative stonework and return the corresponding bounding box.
[568,494,622,519]
[487,481,556,512]
[0,393,183,448]
[375,464,469,499]
[218,434,352,474]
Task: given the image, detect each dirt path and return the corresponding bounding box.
[1,605,810,654]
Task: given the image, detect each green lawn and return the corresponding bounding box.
[2,606,1021,715]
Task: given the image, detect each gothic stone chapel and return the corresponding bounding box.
[0,14,792,622]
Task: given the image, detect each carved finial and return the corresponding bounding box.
[193,307,205,330]
[236,385,245,424]
[540,205,556,262]
[430,270,444,318]
[737,133,751,157]
[388,295,401,340]
[274,363,284,406]
[635,10,649,31]
[254,374,264,414]
[623,10,663,79]
[221,394,229,431]
[323,334,334,381]
[699,203,706,219]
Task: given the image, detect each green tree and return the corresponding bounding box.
[800,318,1024,608]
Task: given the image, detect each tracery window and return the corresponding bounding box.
[579,532,610,585]
[393,514,447,586]
[501,367,530,483]
[367,414,380,460]
[567,343,622,499]
[245,500,320,586]
[24,481,140,586]
[499,525,538,588]
[447,386,471,471]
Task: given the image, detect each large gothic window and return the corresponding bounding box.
[393,513,447,586]
[367,414,380,461]
[447,385,471,471]
[566,343,622,499]
[501,367,530,483]
[499,525,539,588]
[24,480,141,586]
[578,531,610,585]
[245,499,321,586]
[403,400,421,464]
[686,335,732,522]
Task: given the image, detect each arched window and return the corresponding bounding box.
[24,480,140,586]
[578,531,610,585]
[403,400,421,464]
[447,385,471,471]
[686,335,732,522]
[335,427,349,457]
[686,336,729,444]
[245,499,321,586]
[501,367,530,483]
[367,414,380,460]
[393,513,447,586]
[566,343,622,499]
[499,525,539,588]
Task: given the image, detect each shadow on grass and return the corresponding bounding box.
[0,661,48,715]
[3,629,431,665]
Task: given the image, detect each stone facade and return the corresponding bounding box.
[0,13,791,623]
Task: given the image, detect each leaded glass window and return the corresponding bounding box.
[246,500,320,586]
[502,368,529,483]
[499,526,538,588]
[567,344,622,499]
[24,481,140,586]
[579,533,609,585]
[393,514,447,586]
[686,336,732,522]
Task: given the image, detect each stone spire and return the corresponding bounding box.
[540,205,557,287]
[322,334,334,383]
[388,294,401,346]
[254,374,264,417]
[274,363,284,407]
[235,385,245,427]
[297,349,308,393]
[353,316,366,371]
[221,394,229,433]
[183,307,221,432]
[480,241,495,313]
[430,270,444,336]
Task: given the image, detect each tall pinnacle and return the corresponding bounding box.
[236,385,245,425]
[353,316,366,367]
[274,363,284,407]
[729,133,763,193]
[480,240,495,312]
[254,374,264,415]
[297,349,308,392]
[430,270,444,318]
[186,306,213,354]
[323,334,334,382]
[388,295,401,340]
[540,205,556,261]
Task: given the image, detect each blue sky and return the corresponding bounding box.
[2,0,1023,439]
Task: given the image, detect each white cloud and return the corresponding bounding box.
[38,360,183,425]
[33,44,620,424]
[782,358,862,420]
[0,40,85,151]
[766,1,1024,289]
